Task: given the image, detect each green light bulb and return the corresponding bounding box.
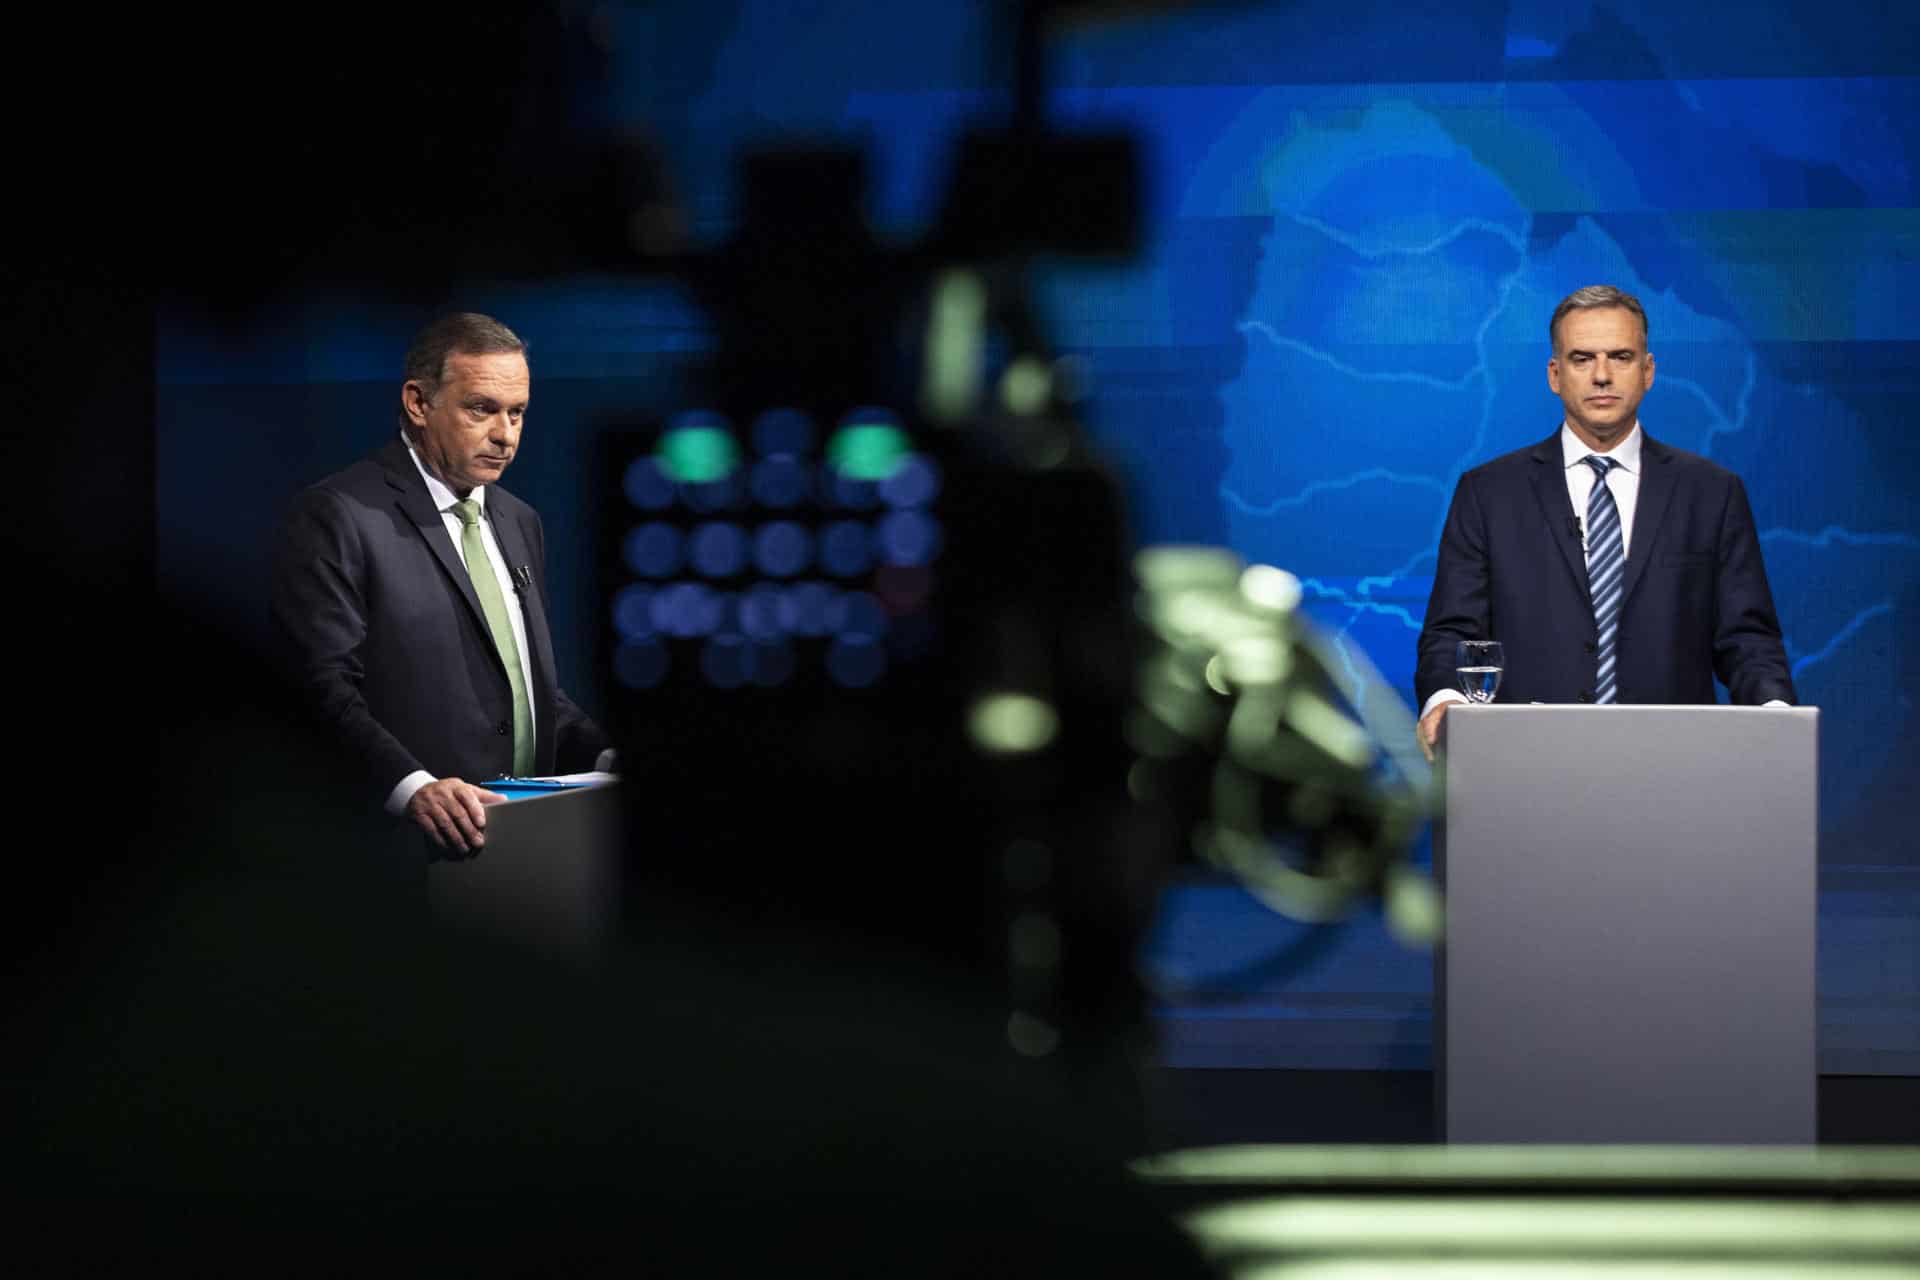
[827,422,910,480]
[658,427,739,484]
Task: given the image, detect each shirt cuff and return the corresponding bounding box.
[1762,699,1791,708]
[1420,689,1470,720]
[594,748,619,774]
[385,770,436,816]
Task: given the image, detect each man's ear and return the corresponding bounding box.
[401,380,432,428]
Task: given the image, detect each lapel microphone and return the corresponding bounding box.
[471,503,533,595]
[1566,515,1583,540]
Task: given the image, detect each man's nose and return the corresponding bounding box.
[489,415,519,446]
[1591,361,1611,385]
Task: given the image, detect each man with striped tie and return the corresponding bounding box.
[1415,285,1795,761]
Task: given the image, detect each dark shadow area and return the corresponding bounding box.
[1145,1069,1920,1149]
[5,597,1213,1275]
[1147,1068,1438,1148]
[4,6,1219,1270]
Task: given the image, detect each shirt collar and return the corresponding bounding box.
[400,430,485,514]
[1561,421,1643,475]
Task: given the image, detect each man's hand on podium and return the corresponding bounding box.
[1418,702,1450,763]
[407,777,508,855]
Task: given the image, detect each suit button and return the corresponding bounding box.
[496,721,511,735]
[1584,642,1598,655]
[1578,691,1594,703]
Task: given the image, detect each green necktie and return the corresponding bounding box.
[452,499,534,776]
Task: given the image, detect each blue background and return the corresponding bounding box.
[158,0,1918,1073]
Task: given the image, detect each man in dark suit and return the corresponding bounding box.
[1416,285,1795,760]
[272,313,610,851]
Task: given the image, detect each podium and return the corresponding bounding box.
[426,782,622,953]
[1436,705,1818,1144]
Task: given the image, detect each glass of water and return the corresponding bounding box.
[1455,640,1504,703]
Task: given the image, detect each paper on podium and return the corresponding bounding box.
[480,771,620,793]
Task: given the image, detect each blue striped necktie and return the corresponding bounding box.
[1583,455,1625,705]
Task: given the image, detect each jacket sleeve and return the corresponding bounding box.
[270,486,426,799]
[1712,476,1797,705]
[520,505,612,773]
[1415,472,1492,707]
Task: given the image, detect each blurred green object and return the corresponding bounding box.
[657,425,739,483]
[827,421,911,480]
[1137,1144,1920,1277]
[1130,546,1438,943]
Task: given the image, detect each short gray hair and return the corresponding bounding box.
[399,313,526,426]
[1549,285,1648,350]
[404,312,525,386]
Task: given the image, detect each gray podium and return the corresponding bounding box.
[1436,705,1818,1144]
[427,782,623,954]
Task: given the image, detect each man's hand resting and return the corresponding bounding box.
[406,777,508,854]
[1418,701,1452,764]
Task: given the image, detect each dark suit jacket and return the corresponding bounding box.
[271,438,609,802]
[1416,430,1795,708]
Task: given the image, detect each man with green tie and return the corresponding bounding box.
[272,314,611,854]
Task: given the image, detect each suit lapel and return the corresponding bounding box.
[486,502,554,691]
[484,499,559,769]
[1620,433,1675,609]
[378,440,493,645]
[1528,431,1589,598]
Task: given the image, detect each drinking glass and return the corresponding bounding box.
[1455,640,1504,703]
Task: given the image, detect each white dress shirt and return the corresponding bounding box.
[1562,421,1642,559]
